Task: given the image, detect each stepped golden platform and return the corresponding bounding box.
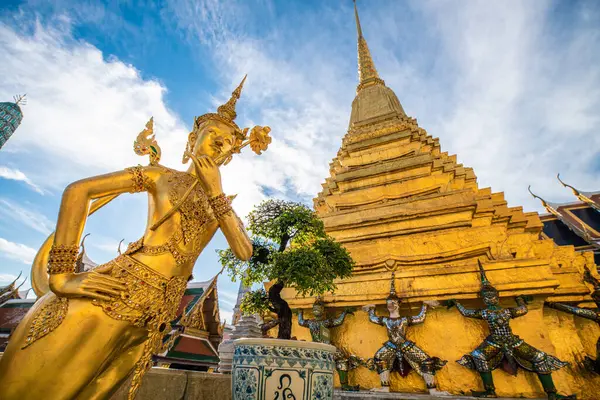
[281,2,600,398]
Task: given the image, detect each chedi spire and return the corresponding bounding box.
[353,0,384,91]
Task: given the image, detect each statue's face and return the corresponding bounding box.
[386,299,400,314]
[481,289,499,306]
[192,120,237,161]
[312,304,325,319]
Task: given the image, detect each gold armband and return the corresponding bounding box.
[208,193,232,220]
[48,244,80,274]
[125,165,153,193]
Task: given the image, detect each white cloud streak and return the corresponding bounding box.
[0,198,54,235]
[0,237,37,265]
[0,166,44,194]
[0,19,189,189]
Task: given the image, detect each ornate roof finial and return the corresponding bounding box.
[557,174,600,212]
[528,185,560,217]
[353,0,383,91]
[13,94,26,106]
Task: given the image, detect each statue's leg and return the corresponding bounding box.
[466,341,499,398]
[370,346,394,392]
[77,339,146,400]
[0,296,141,400]
[473,372,497,398]
[511,342,574,400]
[593,337,600,374]
[402,342,450,397]
[536,374,576,400]
[335,349,359,392]
[596,337,600,373]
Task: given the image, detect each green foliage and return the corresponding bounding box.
[240,288,271,317]
[247,200,325,248]
[219,199,355,298]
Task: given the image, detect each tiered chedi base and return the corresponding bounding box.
[281,114,600,397]
[218,315,262,374]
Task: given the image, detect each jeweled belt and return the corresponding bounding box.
[92,254,188,328]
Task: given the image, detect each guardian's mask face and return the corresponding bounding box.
[481,287,499,306]
[386,298,400,314]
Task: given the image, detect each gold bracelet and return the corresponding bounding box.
[48,244,79,274]
[125,165,152,193]
[208,193,232,220]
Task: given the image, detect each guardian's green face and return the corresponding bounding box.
[481,289,499,306]
[312,304,325,319]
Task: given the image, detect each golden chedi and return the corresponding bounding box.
[282,2,600,398]
[0,77,271,400]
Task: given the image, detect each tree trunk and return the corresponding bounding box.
[268,281,292,339]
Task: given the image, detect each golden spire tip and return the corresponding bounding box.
[353,0,363,39]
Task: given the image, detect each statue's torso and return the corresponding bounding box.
[128,167,219,277]
[384,317,409,344]
[481,308,515,340]
[306,320,332,344]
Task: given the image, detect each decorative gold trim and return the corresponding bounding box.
[47,244,79,274]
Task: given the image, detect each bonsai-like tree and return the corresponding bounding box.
[219,199,354,339]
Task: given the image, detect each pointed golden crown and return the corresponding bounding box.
[194,75,247,136]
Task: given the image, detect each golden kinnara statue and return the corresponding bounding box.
[0,76,271,400]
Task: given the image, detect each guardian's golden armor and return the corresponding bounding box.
[0,78,269,400]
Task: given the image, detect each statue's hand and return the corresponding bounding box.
[444,299,457,309]
[344,307,356,315]
[423,300,440,308]
[361,304,375,312]
[187,152,223,196]
[49,264,126,301]
[517,295,533,304]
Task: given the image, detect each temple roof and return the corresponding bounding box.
[160,275,223,366]
[0,273,27,306]
[529,181,600,251]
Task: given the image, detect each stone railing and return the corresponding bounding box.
[111,368,231,400]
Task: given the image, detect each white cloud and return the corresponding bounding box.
[0,273,19,283]
[220,309,233,325]
[0,19,190,190]
[166,0,600,215]
[0,237,37,265]
[0,166,44,194]
[0,198,54,235]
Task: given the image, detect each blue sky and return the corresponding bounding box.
[0,0,599,322]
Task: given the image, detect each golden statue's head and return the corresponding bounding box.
[183,75,248,165]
